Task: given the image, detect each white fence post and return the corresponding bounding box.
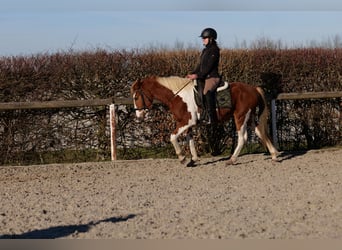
[109,104,117,161]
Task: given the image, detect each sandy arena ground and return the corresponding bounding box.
[0,148,341,239]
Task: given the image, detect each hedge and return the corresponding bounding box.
[0,47,341,165]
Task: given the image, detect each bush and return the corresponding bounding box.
[0,47,341,165]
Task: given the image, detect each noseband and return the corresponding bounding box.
[133,89,153,111]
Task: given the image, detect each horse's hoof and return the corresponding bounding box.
[272,158,280,163]
[180,156,187,164]
[225,159,236,166]
[186,160,196,167]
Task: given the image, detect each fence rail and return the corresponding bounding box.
[0,98,114,110]
[0,92,341,111]
[276,91,342,100]
[0,91,341,162]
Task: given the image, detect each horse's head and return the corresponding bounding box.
[131,78,154,119]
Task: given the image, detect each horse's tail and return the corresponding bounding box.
[256,86,270,142]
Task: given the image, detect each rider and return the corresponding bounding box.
[186,27,221,124]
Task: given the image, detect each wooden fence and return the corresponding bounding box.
[1,92,340,111]
[270,91,342,147]
[0,91,341,161]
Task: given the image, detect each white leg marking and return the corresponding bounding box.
[170,134,183,159]
[228,110,251,164]
[188,137,198,161]
[170,123,195,163]
[255,126,279,160]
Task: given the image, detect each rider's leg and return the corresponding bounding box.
[197,79,208,122]
[204,90,218,124]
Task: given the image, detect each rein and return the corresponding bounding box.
[172,79,193,98]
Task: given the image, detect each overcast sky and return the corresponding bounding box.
[1,0,342,56]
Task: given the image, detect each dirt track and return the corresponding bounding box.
[0,148,341,239]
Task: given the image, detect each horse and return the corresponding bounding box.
[130,76,279,166]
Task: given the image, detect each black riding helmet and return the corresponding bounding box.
[199,28,217,40]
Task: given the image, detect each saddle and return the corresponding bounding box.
[194,80,232,109]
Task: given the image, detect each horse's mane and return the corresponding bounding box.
[156,76,194,92]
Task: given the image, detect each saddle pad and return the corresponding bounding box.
[217,84,231,108]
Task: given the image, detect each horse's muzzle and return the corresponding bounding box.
[134,109,146,120]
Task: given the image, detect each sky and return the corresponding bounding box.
[1,0,342,56]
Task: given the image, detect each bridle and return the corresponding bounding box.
[133,88,153,111]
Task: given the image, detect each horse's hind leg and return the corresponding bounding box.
[186,128,199,162]
[255,126,279,161]
[226,110,251,165]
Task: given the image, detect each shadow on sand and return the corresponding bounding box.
[0,214,137,239]
[188,150,309,167]
[275,150,308,162]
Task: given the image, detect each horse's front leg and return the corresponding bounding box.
[170,124,198,165]
[170,133,186,164]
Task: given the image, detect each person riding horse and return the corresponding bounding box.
[186,27,221,125]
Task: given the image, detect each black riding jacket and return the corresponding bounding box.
[192,42,220,80]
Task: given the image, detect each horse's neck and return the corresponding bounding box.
[149,85,176,107]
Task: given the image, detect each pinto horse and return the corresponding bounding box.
[131,76,278,166]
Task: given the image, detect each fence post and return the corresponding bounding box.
[109,104,117,161]
[271,99,278,148]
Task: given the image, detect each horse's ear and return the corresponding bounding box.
[131,79,141,92]
[134,79,143,87]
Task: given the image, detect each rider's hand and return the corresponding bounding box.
[186,74,197,80]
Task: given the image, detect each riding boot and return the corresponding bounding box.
[196,79,208,122]
[205,90,218,125]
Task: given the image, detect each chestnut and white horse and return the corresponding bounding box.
[131,76,278,166]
